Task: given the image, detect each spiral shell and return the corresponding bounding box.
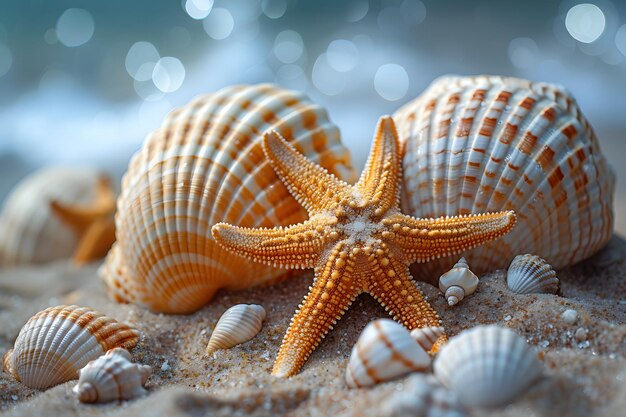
[2,305,139,389]
[410,326,445,352]
[346,319,431,388]
[394,75,615,278]
[206,304,266,355]
[438,257,478,306]
[73,348,151,403]
[433,325,543,408]
[101,84,356,313]
[507,254,559,294]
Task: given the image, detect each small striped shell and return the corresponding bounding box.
[438,257,478,306]
[73,348,151,403]
[102,84,356,313]
[507,254,559,294]
[2,305,139,389]
[346,319,431,388]
[206,304,266,355]
[433,325,543,408]
[410,326,445,352]
[395,75,615,279]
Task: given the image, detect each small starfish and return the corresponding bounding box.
[50,176,117,266]
[212,116,516,377]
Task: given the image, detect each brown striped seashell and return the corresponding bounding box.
[394,75,615,280]
[2,305,139,389]
[438,257,478,306]
[206,304,266,355]
[410,326,445,351]
[101,84,357,313]
[507,254,559,294]
[73,348,151,403]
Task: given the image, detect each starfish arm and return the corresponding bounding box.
[272,243,360,377]
[72,217,116,266]
[383,211,517,263]
[263,130,348,214]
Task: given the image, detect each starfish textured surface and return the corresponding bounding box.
[212,116,517,377]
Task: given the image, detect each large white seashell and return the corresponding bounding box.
[433,325,543,408]
[346,319,431,388]
[507,254,559,294]
[410,326,445,352]
[438,257,478,306]
[206,304,266,355]
[2,305,139,389]
[394,75,615,279]
[101,84,357,313]
[73,348,151,403]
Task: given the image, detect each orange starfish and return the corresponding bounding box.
[212,116,516,377]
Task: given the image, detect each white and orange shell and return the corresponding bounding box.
[507,254,559,294]
[101,84,357,313]
[2,305,139,389]
[206,304,266,355]
[346,319,431,388]
[438,257,478,306]
[410,326,445,352]
[73,348,151,403]
[394,75,615,279]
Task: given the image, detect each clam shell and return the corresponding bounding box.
[206,304,266,355]
[507,254,559,294]
[73,348,151,403]
[102,83,357,313]
[394,75,615,279]
[346,319,431,388]
[433,325,543,408]
[3,305,139,389]
[410,326,445,352]
[438,257,478,306]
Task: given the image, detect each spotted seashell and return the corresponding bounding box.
[394,75,615,280]
[438,257,478,306]
[507,254,559,294]
[346,319,430,388]
[101,84,357,313]
[2,305,139,389]
[73,348,151,403]
[410,326,445,352]
[206,304,266,355]
[433,325,543,409]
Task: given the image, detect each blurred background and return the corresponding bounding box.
[0,0,624,233]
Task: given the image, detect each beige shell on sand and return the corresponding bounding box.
[410,326,445,351]
[206,304,266,355]
[346,319,431,388]
[507,254,559,294]
[2,305,139,389]
[101,84,357,314]
[394,75,615,279]
[438,257,478,306]
[73,348,151,403]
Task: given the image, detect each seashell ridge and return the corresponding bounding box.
[507,254,559,294]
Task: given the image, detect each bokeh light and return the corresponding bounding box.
[0,43,12,78]
[203,8,234,40]
[273,30,304,64]
[346,0,369,23]
[184,0,214,20]
[326,40,359,72]
[508,37,540,69]
[261,0,287,19]
[152,57,186,93]
[125,42,160,80]
[56,8,95,47]
[616,24,626,56]
[374,64,409,101]
[312,54,347,95]
[565,3,605,43]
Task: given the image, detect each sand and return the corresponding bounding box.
[0,236,624,417]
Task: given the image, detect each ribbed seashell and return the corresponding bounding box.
[438,257,478,306]
[433,325,543,408]
[3,305,139,389]
[0,167,116,266]
[395,75,615,280]
[101,84,357,313]
[507,254,559,294]
[206,304,266,355]
[346,319,431,388]
[410,326,445,351]
[73,348,151,403]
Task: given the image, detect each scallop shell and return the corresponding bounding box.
[3,305,139,389]
[73,348,151,403]
[507,254,559,294]
[433,325,543,408]
[410,326,445,351]
[346,319,431,388]
[101,84,357,313]
[438,257,478,306]
[394,75,615,279]
[206,304,266,355]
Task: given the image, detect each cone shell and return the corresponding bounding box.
[395,75,615,279]
[206,304,266,355]
[346,319,431,388]
[433,325,543,408]
[410,326,445,352]
[438,257,478,306]
[73,348,151,403]
[2,305,139,389]
[507,254,559,294]
[102,84,357,313]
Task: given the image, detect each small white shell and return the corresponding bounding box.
[438,258,478,306]
[206,304,266,355]
[434,325,543,409]
[507,254,559,294]
[73,348,151,403]
[410,326,445,352]
[346,319,431,388]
